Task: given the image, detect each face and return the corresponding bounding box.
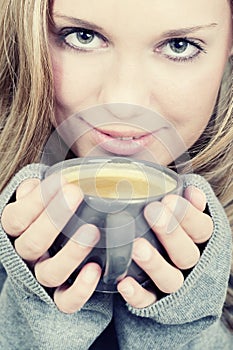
[48,0,232,165]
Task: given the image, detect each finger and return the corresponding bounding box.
[35,224,100,287]
[144,202,200,269]
[161,193,213,243]
[16,178,40,200]
[183,186,206,212]
[132,238,184,292]
[54,263,101,314]
[1,173,67,237]
[117,276,157,308]
[14,183,83,261]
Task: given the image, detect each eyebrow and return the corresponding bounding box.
[53,13,218,37]
[52,14,104,32]
[160,23,218,38]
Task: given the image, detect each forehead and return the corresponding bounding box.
[51,0,230,29]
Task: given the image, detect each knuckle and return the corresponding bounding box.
[17,237,45,260]
[9,217,27,235]
[1,204,27,235]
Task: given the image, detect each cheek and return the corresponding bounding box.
[164,70,221,119]
[51,54,104,116]
[156,62,226,147]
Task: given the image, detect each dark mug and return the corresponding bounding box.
[44,157,183,292]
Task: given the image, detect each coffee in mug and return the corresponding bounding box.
[45,157,183,292]
[62,161,177,199]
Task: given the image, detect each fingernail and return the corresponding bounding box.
[193,187,206,209]
[72,224,100,247]
[83,265,100,283]
[133,241,151,261]
[185,186,206,210]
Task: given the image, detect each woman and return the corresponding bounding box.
[0,0,232,348]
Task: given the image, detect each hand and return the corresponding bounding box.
[1,176,101,314]
[117,186,213,308]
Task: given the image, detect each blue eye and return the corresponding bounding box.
[155,38,206,62]
[61,28,107,51]
[169,39,189,54]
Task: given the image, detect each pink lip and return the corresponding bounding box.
[91,127,155,156]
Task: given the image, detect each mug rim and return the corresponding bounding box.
[44,156,183,202]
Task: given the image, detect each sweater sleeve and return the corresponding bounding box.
[113,173,233,350]
[0,164,113,350]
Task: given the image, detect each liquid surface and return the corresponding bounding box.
[63,163,176,199]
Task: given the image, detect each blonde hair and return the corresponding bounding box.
[0,0,54,191]
[184,58,233,330]
[0,0,233,330]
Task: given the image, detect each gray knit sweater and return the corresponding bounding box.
[0,164,232,349]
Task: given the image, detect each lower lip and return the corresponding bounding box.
[92,128,155,156]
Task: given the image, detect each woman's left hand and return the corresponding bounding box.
[117,185,213,308]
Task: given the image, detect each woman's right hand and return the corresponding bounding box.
[1,176,101,314]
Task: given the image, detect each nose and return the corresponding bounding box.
[99,57,151,119]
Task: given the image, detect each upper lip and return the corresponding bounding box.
[94,127,152,139]
[79,116,166,139]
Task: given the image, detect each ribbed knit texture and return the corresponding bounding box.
[0,164,232,349]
